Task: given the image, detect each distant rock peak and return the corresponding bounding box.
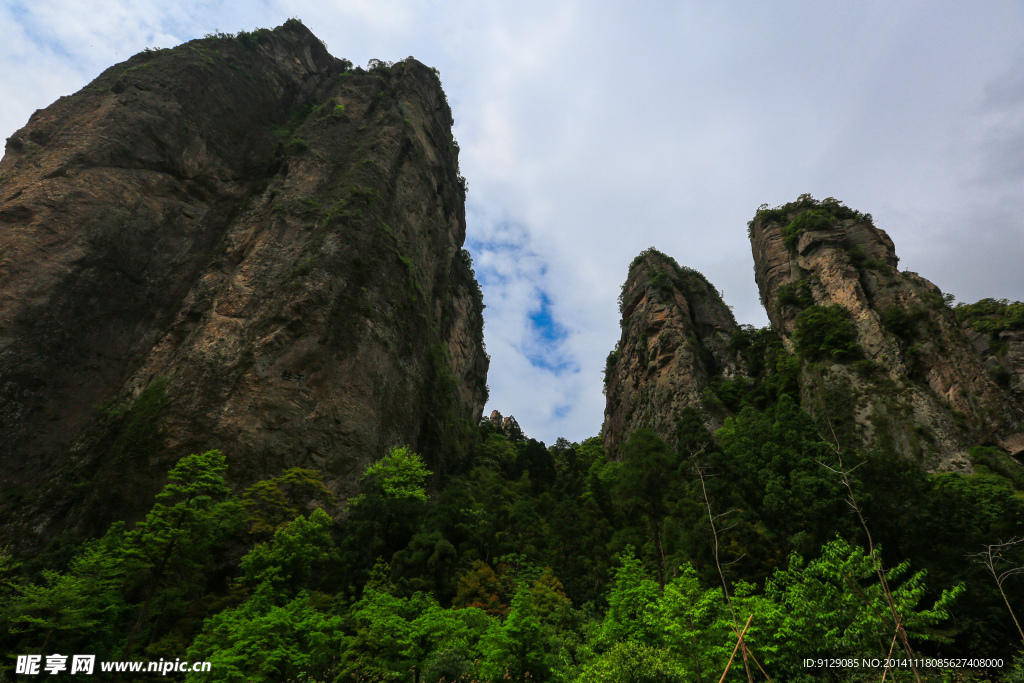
[488,410,524,441]
[603,248,740,458]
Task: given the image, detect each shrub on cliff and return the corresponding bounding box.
[880,305,923,344]
[955,297,1024,335]
[793,305,862,362]
[780,209,837,251]
[750,194,872,240]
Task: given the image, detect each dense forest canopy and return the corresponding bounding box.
[3,335,1023,681]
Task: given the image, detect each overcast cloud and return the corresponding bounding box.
[3,1,1022,444]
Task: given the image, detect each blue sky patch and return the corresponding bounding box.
[524,288,578,375]
[528,291,564,343]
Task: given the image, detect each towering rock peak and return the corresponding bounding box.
[750,195,897,339]
[749,195,1024,464]
[603,249,740,457]
[0,22,488,546]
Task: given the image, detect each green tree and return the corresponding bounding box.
[653,565,727,681]
[242,467,335,539]
[545,437,614,605]
[185,592,343,683]
[763,537,963,679]
[408,601,490,682]
[5,450,243,663]
[337,560,492,683]
[352,445,433,505]
[239,508,338,598]
[478,588,557,682]
[341,446,434,580]
[793,305,861,362]
[185,509,342,682]
[120,449,244,659]
[693,396,850,581]
[616,429,682,588]
[574,641,687,683]
[6,528,127,656]
[528,568,571,624]
[597,553,661,648]
[338,586,422,681]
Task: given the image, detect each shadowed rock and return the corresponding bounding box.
[0,22,488,548]
[602,248,740,458]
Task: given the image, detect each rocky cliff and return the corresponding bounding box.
[604,197,1024,468]
[602,249,741,457]
[956,298,1024,401]
[749,195,1024,465]
[0,21,488,547]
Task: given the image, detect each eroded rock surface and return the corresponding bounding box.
[0,22,488,546]
[749,196,1024,465]
[602,249,740,458]
[604,198,1023,469]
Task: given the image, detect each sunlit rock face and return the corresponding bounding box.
[0,22,488,548]
[749,195,1024,466]
[602,249,741,459]
[604,197,1023,470]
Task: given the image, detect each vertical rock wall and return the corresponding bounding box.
[603,197,1023,468]
[0,22,488,545]
[749,195,1024,465]
[602,249,740,457]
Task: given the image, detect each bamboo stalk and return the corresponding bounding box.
[719,613,755,683]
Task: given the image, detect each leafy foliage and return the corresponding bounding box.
[880,305,923,344]
[575,640,687,683]
[794,304,862,362]
[242,467,335,538]
[775,279,814,312]
[955,297,1024,335]
[616,430,683,588]
[6,528,128,655]
[750,194,871,240]
[764,537,964,674]
[5,388,1022,680]
[781,208,837,251]
[353,445,433,505]
[104,377,168,463]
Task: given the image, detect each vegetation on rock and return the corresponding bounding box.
[2,18,1024,681]
[793,305,863,362]
[956,298,1024,335]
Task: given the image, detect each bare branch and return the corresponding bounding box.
[817,421,923,683]
[967,537,1024,642]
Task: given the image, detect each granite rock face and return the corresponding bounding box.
[748,196,1024,465]
[0,22,488,546]
[488,410,524,441]
[604,197,1024,468]
[602,249,741,458]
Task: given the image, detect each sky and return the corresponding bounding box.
[3,1,1023,445]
